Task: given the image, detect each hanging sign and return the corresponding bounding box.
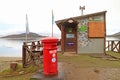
[66,34,74,38]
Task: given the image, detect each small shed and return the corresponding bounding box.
[56,11,107,54]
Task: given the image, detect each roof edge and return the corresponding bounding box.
[55,10,107,30]
[55,10,107,24]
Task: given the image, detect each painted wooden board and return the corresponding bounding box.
[88,22,105,37]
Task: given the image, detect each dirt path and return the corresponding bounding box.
[63,61,120,80]
[59,53,120,80]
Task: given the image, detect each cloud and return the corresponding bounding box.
[0,0,120,36]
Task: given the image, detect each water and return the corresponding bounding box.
[106,37,120,41]
[0,37,119,57]
[0,38,41,57]
[0,38,22,57]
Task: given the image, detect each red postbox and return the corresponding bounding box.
[41,37,58,76]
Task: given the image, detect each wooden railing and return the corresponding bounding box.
[106,40,120,53]
[22,41,43,68]
[22,40,61,68]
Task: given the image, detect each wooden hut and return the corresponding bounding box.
[55,11,107,54]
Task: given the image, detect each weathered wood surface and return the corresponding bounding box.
[106,40,120,53]
[22,41,43,68]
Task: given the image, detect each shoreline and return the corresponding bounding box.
[0,57,22,62]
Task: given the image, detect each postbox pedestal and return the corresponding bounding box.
[41,37,58,76]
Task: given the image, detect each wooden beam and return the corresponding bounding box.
[61,24,64,54]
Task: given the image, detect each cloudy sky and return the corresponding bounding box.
[0,0,120,36]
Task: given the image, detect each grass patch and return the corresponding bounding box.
[0,63,41,80]
[1,52,120,80]
[0,63,39,78]
[106,51,120,59]
[58,53,120,68]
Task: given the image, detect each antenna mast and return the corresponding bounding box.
[79,6,85,16]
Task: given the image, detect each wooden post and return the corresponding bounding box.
[10,62,17,71]
[22,42,27,68]
[111,41,114,52]
[119,41,120,53]
[61,24,64,54]
[104,12,107,55]
[108,41,110,51]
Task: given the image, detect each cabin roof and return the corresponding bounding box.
[55,11,107,30]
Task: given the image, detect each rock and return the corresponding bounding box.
[19,71,24,75]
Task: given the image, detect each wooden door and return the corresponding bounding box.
[64,27,77,52]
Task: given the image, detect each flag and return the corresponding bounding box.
[26,14,29,34]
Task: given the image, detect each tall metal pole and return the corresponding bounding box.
[52,10,54,37]
[52,20,53,37]
[26,14,29,43]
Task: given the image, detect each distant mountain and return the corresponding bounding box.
[107,32,120,38]
[0,32,47,39]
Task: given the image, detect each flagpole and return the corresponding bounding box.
[26,27,28,43]
[26,14,29,43]
[52,10,54,37]
[52,22,53,37]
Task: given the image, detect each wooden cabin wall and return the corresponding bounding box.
[77,14,105,54]
[78,38,104,54]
